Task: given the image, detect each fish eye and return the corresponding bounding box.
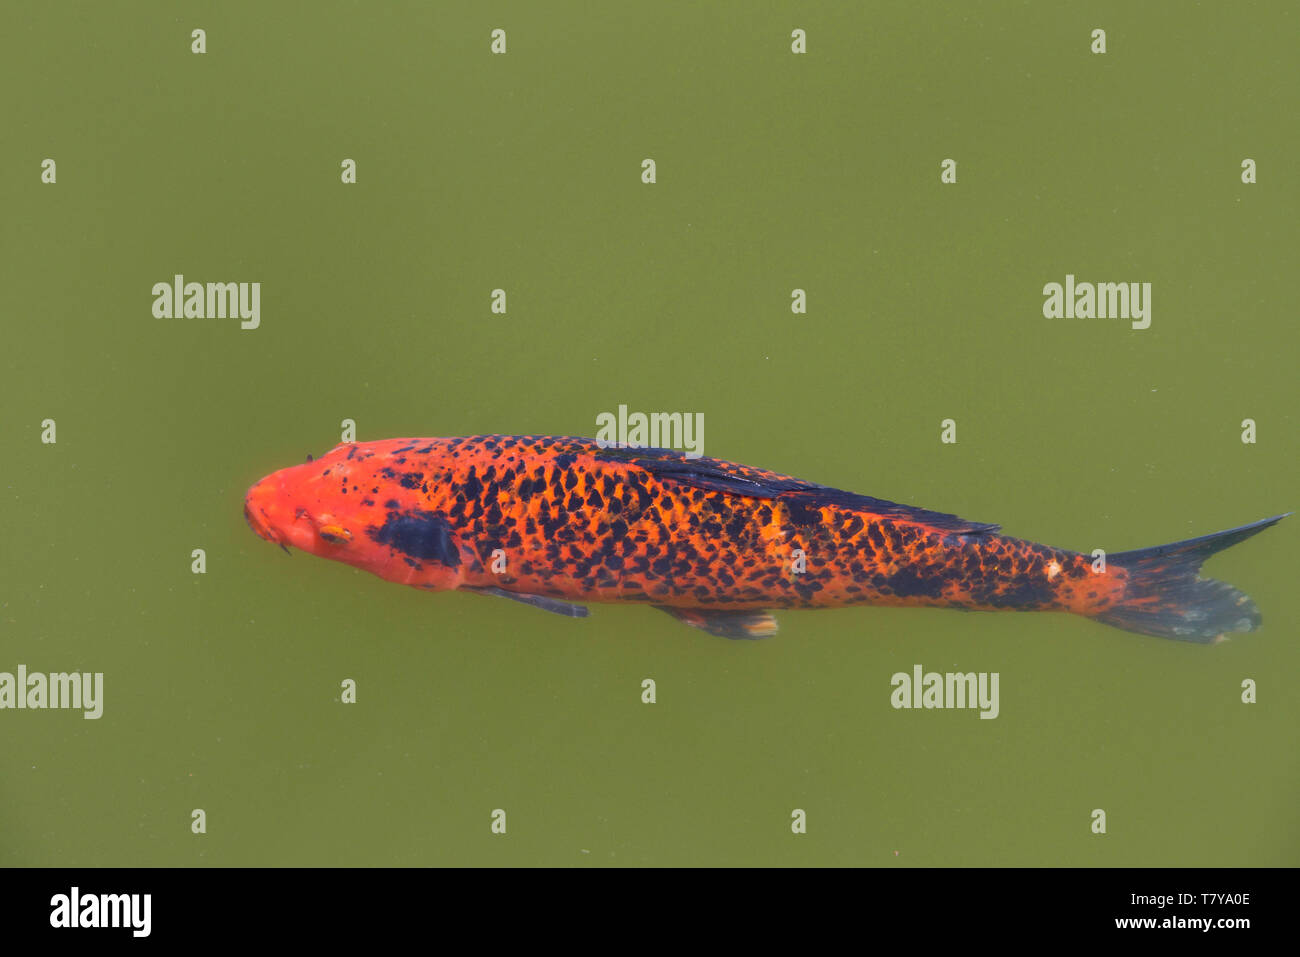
[318,524,352,546]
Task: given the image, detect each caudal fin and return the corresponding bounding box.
[1091,514,1287,642]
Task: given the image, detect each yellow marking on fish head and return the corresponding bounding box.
[318,524,352,546]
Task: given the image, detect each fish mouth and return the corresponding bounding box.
[243,500,282,546]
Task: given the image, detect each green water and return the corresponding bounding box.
[2,1,1295,866]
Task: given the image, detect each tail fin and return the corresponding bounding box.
[1091,514,1287,642]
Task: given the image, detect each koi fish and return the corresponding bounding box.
[243,435,1284,642]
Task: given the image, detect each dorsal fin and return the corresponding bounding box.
[593,445,999,535]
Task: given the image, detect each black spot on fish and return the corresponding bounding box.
[399,472,423,489]
[886,566,944,599]
[785,500,822,527]
[368,510,459,567]
[988,579,1052,609]
[554,452,577,470]
[384,499,400,509]
[462,467,483,501]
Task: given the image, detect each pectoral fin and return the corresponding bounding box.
[464,586,589,619]
[655,605,778,640]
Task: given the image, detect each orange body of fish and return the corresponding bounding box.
[243,435,1282,641]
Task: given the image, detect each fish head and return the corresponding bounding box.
[244,452,358,557]
[244,443,466,590]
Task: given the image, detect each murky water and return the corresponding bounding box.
[2,1,1295,866]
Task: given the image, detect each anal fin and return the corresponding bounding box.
[655,605,778,640]
[464,586,589,619]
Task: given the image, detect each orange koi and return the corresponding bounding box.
[244,436,1284,641]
